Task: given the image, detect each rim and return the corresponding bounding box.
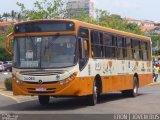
[133,78,138,94]
[93,81,97,104]
[133,84,137,94]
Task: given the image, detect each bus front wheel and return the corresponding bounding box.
[122,76,138,97]
[38,96,50,105]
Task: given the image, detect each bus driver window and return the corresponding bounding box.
[78,38,89,70]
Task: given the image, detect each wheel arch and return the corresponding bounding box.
[134,73,139,88]
[94,74,102,94]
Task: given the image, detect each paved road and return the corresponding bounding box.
[0,85,160,114]
[0,94,16,107]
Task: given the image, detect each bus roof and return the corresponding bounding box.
[14,19,151,41]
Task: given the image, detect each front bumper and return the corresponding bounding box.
[12,77,85,97]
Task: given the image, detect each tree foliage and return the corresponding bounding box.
[95,9,143,35]
[0,24,13,61]
[146,31,160,53]
[16,0,67,20]
[15,0,143,35]
[0,31,12,61]
[69,9,93,23]
[0,0,146,60]
[68,8,143,35]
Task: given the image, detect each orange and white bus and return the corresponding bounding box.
[6,19,152,106]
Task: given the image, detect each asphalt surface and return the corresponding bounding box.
[0,86,160,114]
[0,94,16,107]
[0,72,160,120]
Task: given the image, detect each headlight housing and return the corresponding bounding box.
[60,72,77,85]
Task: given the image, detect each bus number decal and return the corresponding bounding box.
[95,63,101,70]
[24,77,35,81]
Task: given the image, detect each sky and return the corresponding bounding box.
[0,0,159,22]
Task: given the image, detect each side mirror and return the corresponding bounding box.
[6,32,14,56]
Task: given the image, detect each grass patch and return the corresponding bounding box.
[4,78,12,91]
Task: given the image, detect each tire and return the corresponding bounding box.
[132,76,139,97]
[87,80,98,106]
[122,76,138,97]
[38,96,50,105]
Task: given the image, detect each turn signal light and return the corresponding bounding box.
[16,80,23,84]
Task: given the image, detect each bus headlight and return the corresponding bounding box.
[16,80,23,84]
[59,72,77,85]
[12,74,24,84]
[13,77,16,80]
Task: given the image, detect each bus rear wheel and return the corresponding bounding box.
[87,80,98,106]
[38,96,50,105]
[122,76,138,97]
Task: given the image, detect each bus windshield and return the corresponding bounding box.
[13,35,77,68]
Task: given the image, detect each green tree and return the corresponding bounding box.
[0,33,6,48]
[146,31,160,54]
[16,13,22,22]
[16,1,143,35]
[17,0,67,20]
[95,9,143,35]
[10,10,17,21]
[0,48,12,61]
[125,22,143,35]
[0,24,13,61]
[95,9,110,22]
[0,14,4,21]
[69,9,93,23]
[2,12,10,21]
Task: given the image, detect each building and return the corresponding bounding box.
[66,0,95,18]
[127,18,158,32]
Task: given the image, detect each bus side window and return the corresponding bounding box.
[134,40,140,60]
[141,41,147,61]
[131,39,136,59]
[146,42,151,61]
[122,37,127,59]
[103,33,115,58]
[126,37,132,60]
[91,30,102,58]
[117,36,123,59]
[78,28,89,70]
[139,41,143,60]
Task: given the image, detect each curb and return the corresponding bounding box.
[0,89,19,103]
[0,88,37,103]
[0,80,5,90]
[147,82,160,86]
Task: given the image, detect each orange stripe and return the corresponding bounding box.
[12,74,152,96]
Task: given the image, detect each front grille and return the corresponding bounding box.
[20,70,64,76]
[23,81,59,84]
